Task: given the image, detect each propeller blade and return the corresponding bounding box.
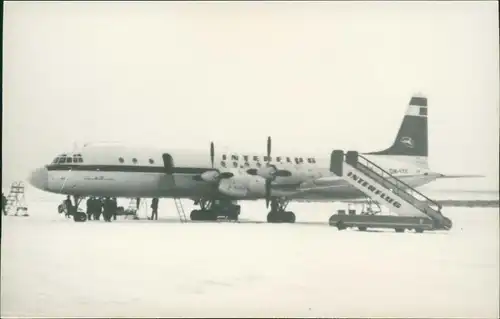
[267,136,271,161]
[246,168,258,175]
[265,179,271,208]
[210,142,215,168]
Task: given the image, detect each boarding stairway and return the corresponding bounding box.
[4,181,28,216]
[330,150,452,230]
[174,198,188,223]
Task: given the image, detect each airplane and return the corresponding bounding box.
[28,94,482,223]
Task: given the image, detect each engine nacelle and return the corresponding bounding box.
[245,175,298,197]
[256,165,276,179]
[217,177,249,197]
[200,170,220,182]
[200,168,239,183]
[245,175,267,196]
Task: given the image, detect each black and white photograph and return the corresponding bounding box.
[1,1,499,318]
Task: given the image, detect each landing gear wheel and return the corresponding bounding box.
[205,210,218,221]
[190,210,200,221]
[227,210,239,221]
[267,212,278,223]
[267,211,295,223]
[286,211,296,223]
[74,212,87,222]
[336,220,346,230]
[196,209,217,221]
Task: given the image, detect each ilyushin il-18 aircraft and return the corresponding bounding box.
[28,95,481,223]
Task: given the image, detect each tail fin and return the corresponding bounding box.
[365,94,428,159]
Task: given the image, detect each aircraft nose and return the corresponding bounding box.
[28,166,49,191]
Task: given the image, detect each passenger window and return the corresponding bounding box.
[78,158,84,163]
[233,162,238,168]
[119,157,124,163]
[132,158,138,164]
[52,158,59,164]
[253,156,259,161]
[294,157,299,164]
[276,156,282,162]
[221,161,226,168]
[286,157,291,163]
[149,158,154,164]
[67,157,73,163]
[231,155,238,161]
[263,156,270,161]
[243,155,249,162]
[222,154,227,160]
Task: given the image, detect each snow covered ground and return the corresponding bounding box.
[1,198,499,318]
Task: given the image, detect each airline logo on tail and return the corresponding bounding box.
[400,136,414,149]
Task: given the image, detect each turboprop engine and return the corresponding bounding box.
[256,164,289,179]
[217,175,270,198]
[217,176,251,197]
[199,169,235,182]
[219,175,296,198]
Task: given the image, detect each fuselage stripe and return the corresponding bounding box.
[46,164,207,174]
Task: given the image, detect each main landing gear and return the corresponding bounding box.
[190,199,241,221]
[267,198,295,223]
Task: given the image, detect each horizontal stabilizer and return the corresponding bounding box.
[438,174,485,179]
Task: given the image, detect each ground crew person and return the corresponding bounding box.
[95,197,104,220]
[112,197,118,220]
[103,197,112,222]
[151,198,159,220]
[86,197,93,220]
[64,196,73,218]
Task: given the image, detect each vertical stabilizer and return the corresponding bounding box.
[364,94,428,165]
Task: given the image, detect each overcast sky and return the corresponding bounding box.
[3,1,499,190]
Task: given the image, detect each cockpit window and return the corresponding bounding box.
[73,153,84,163]
[51,153,84,165]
